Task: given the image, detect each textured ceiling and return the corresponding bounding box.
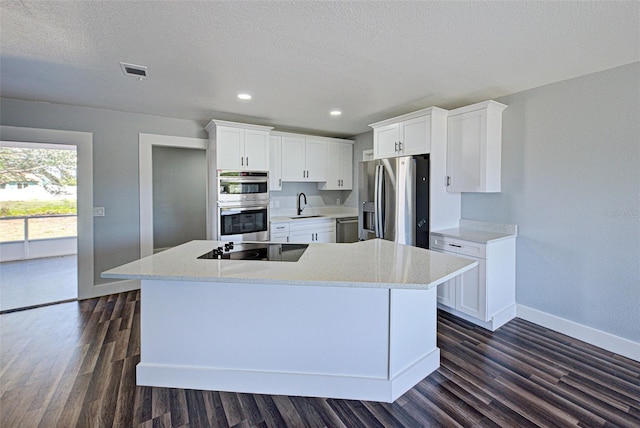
[1,1,638,137]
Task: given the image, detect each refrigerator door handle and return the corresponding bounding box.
[379,165,385,239]
[375,164,385,239]
[374,164,380,238]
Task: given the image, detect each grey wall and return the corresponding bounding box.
[0,97,207,284]
[462,62,640,341]
[152,146,207,250]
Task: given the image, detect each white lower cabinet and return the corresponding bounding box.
[289,218,336,244]
[430,234,515,331]
[270,222,289,242]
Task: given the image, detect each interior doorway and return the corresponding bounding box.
[138,133,209,257]
[0,141,78,312]
[152,146,207,252]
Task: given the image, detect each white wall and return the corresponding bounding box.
[0,98,207,285]
[462,62,640,342]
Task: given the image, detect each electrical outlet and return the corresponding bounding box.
[93,207,105,217]
[336,198,341,205]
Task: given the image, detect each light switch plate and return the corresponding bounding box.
[93,207,105,217]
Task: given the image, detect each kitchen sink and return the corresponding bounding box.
[289,215,325,219]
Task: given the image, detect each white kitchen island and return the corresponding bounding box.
[102,239,476,403]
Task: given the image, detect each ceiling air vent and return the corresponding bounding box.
[120,62,148,80]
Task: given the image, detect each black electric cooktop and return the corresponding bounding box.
[198,242,309,262]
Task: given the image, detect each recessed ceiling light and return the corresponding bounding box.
[330,110,342,116]
[238,93,252,100]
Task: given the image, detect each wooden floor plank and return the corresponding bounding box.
[1,290,639,427]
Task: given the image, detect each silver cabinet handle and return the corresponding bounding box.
[241,157,244,166]
[246,157,249,166]
[394,142,398,152]
[278,178,281,186]
[398,141,403,151]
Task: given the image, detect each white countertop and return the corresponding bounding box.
[430,228,515,244]
[271,212,358,224]
[431,220,518,244]
[102,239,476,290]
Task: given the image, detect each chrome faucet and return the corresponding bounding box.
[297,192,307,216]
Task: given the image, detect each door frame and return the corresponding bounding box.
[0,125,94,299]
[138,133,209,258]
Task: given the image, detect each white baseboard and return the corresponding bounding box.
[516,304,639,362]
[137,349,440,403]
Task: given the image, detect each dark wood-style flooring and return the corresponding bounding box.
[1,290,638,427]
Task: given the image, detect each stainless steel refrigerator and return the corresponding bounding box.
[358,155,430,248]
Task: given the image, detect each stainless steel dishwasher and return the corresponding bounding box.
[336,216,359,243]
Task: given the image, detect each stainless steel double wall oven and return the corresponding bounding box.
[217,171,269,241]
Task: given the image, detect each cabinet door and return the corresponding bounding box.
[281,136,306,181]
[446,110,485,192]
[455,255,486,320]
[374,123,400,159]
[243,129,269,170]
[269,136,282,191]
[339,143,353,190]
[437,279,456,307]
[318,142,353,190]
[305,139,327,181]
[324,142,341,189]
[289,230,314,243]
[216,126,243,170]
[315,227,336,243]
[401,115,430,155]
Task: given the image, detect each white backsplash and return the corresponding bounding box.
[269,182,354,217]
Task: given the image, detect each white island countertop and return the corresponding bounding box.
[102,239,476,290]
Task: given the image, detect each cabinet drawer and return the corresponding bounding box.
[430,235,486,258]
[271,223,290,234]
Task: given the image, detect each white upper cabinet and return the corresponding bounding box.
[370,107,447,159]
[374,122,401,158]
[215,126,243,169]
[205,120,272,171]
[280,135,306,180]
[304,139,328,181]
[318,140,353,190]
[269,136,282,191]
[446,100,507,193]
[280,135,327,182]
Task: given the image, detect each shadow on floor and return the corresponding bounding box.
[0,255,77,312]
